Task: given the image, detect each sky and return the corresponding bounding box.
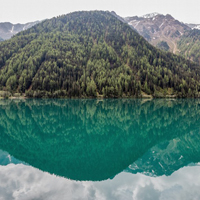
[0,0,200,24]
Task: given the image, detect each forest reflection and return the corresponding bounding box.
[0,99,200,180]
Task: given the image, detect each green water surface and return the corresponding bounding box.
[0,99,200,183]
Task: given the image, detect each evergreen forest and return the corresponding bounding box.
[0,11,200,98]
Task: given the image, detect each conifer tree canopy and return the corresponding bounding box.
[0,11,200,98]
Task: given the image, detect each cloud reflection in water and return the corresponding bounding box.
[0,164,199,200]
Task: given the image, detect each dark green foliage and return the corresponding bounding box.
[0,11,200,98]
[156,41,170,51]
[178,29,200,65]
[0,37,3,42]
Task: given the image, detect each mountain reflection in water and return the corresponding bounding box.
[0,99,200,181]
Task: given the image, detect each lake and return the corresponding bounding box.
[0,99,200,200]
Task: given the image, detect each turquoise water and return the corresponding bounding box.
[0,99,200,199]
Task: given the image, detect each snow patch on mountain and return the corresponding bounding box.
[193,25,200,30]
[141,12,160,19]
[10,26,14,33]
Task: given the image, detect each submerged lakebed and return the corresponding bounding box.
[0,99,200,199]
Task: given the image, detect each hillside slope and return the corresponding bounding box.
[178,29,200,64]
[0,11,200,98]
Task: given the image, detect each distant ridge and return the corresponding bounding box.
[0,21,40,40]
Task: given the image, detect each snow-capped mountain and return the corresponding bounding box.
[194,25,200,30]
[124,13,190,53]
[0,21,40,40]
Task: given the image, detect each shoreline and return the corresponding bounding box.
[0,91,195,100]
[0,95,189,100]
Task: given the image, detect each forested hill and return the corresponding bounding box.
[0,11,200,98]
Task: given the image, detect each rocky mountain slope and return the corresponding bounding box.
[0,21,40,40]
[124,13,200,64]
[125,13,190,54]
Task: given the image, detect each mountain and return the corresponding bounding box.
[0,11,200,98]
[125,13,190,54]
[124,13,200,64]
[0,37,3,42]
[0,21,40,40]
